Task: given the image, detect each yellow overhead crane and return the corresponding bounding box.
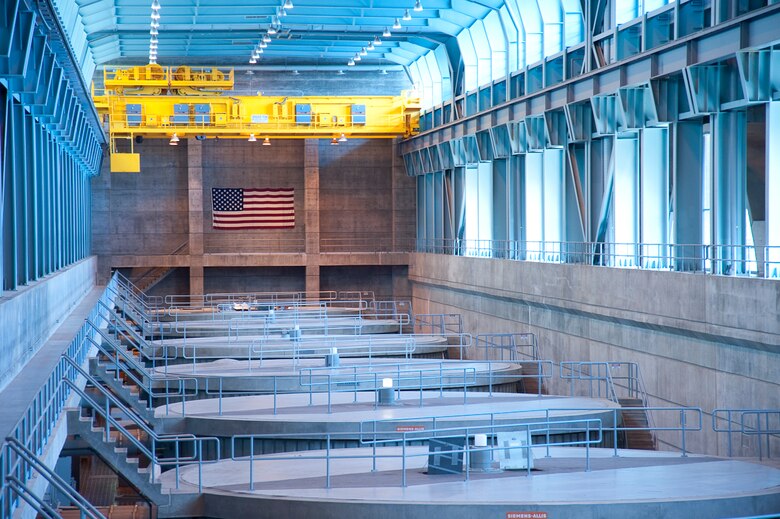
[94,65,421,172]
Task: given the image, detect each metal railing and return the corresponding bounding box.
[712,409,780,460]
[475,333,539,361]
[359,405,701,458]
[0,274,120,518]
[62,361,220,493]
[230,418,603,490]
[3,438,107,519]
[416,239,780,279]
[414,313,463,335]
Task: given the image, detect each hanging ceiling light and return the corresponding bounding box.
[150,18,160,28]
[151,0,161,10]
[249,57,257,64]
[374,35,383,45]
[258,41,267,48]
[338,133,348,142]
[263,137,271,146]
[150,26,158,35]
[347,58,355,66]
[151,9,160,20]
[336,69,345,75]
[149,41,158,49]
[262,34,272,43]
[392,18,401,29]
[354,53,361,62]
[150,35,158,44]
[248,133,257,142]
[360,47,367,56]
[330,137,339,145]
[414,0,423,11]
[383,27,391,37]
[402,9,412,21]
[283,0,293,9]
[279,7,288,17]
[268,25,277,35]
[169,133,179,145]
[149,58,157,65]
[292,70,300,75]
[367,41,375,51]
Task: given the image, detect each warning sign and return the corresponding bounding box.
[396,425,425,432]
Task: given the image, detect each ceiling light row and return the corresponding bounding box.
[346,1,422,67]
[149,0,160,64]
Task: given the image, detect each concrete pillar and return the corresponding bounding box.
[188,140,205,298]
[304,139,320,297]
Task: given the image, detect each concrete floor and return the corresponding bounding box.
[160,446,780,518]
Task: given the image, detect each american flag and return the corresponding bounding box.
[211,188,295,229]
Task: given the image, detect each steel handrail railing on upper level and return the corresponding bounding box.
[475,333,539,361]
[415,239,780,279]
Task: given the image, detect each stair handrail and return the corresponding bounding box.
[130,241,189,291]
[4,437,106,519]
[113,271,164,308]
[93,300,165,364]
[62,356,196,444]
[82,331,199,410]
[62,374,221,490]
[103,283,162,336]
[475,333,539,362]
[560,361,621,403]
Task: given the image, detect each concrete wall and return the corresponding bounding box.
[92,140,189,267]
[320,265,409,299]
[0,257,96,392]
[91,138,414,294]
[409,253,780,457]
[204,267,306,293]
[202,139,306,253]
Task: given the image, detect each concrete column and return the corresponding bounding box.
[304,139,320,297]
[391,139,415,252]
[188,140,205,297]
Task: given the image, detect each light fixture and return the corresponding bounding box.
[292,69,300,75]
[330,137,339,145]
[262,137,271,146]
[149,59,157,65]
[347,58,355,66]
[375,35,383,45]
[271,15,280,25]
[354,53,361,62]
[360,47,367,56]
[151,0,161,10]
[149,43,158,50]
[151,10,160,20]
[403,9,411,21]
[392,18,401,29]
[150,26,158,35]
[382,378,393,388]
[414,0,423,11]
[338,133,348,142]
[258,41,267,48]
[383,27,391,37]
[268,25,277,35]
[150,19,160,28]
[149,51,157,58]
[367,41,375,51]
[248,133,257,142]
[279,7,287,17]
[283,0,293,9]
[169,133,179,145]
[150,35,158,44]
[262,34,271,43]
[336,69,345,75]
[249,57,257,64]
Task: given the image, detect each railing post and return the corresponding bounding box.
[249,437,255,491]
[326,434,331,489]
[680,409,687,457]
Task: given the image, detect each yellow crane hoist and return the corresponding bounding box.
[95,65,421,173]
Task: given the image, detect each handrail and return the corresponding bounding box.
[415,239,780,279]
[63,377,221,492]
[230,418,603,489]
[359,405,701,457]
[475,333,539,361]
[4,437,106,519]
[712,408,780,459]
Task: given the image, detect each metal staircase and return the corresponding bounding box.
[63,358,217,517]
